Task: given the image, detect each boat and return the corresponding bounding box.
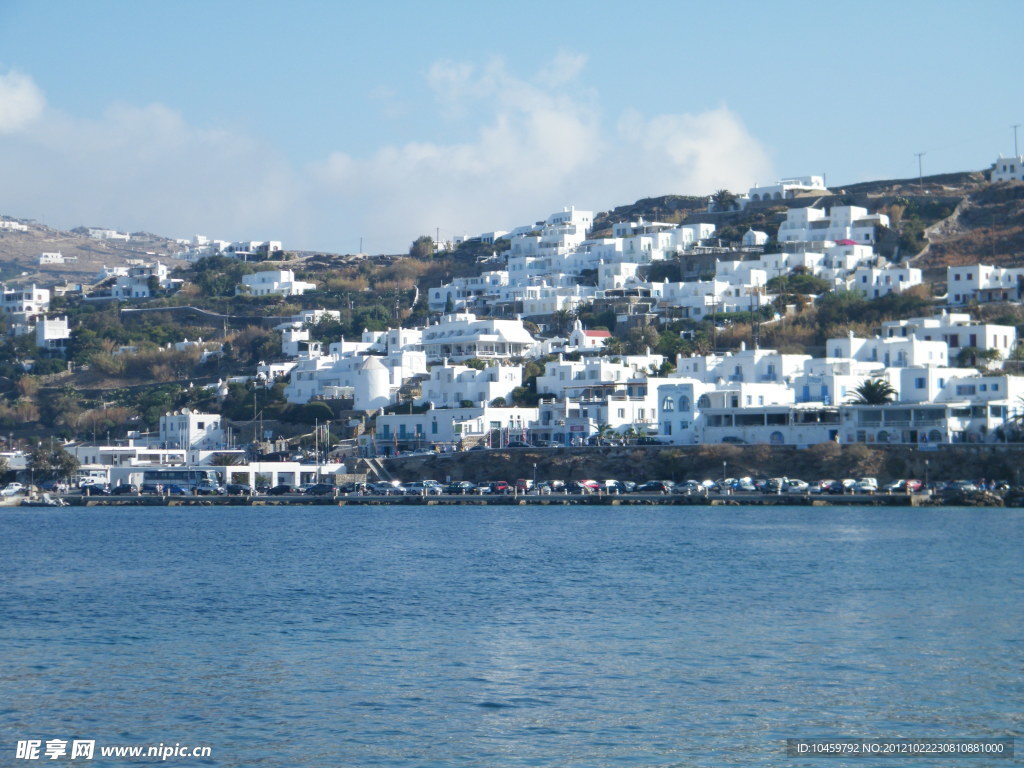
[20,494,69,507]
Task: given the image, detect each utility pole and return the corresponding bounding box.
[1014,124,1021,157]
[915,152,925,191]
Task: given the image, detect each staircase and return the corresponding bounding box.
[357,457,393,482]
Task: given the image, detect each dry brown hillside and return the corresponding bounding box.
[916,181,1024,268]
[0,217,183,285]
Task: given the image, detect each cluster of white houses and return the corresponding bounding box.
[64,303,1023,480]
[361,309,1022,454]
[7,156,1024,483]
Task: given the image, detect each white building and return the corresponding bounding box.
[283,349,428,407]
[992,155,1024,182]
[536,353,664,400]
[417,361,522,408]
[0,219,28,232]
[567,318,611,352]
[0,284,49,316]
[373,404,539,454]
[158,410,226,460]
[428,271,509,313]
[38,252,76,265]
[747,176,828,203]
[881,312,1017,361]
[282,328,321,358]
[239,269,316,297]
[88,228,130,241]
[35,316,71,352]
[947,264,1024,305]
[742,229,769,247]
[110,262,178,299]
[776,205,889,245]
[848,264,922,298]
[419,313,538,362]
[826,333,948,370]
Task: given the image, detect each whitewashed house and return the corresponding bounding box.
[158,410,226,460]
[946,264,1024,305]
[373,404,539,454]
[881,312,1017,361]
[848,264,922,298]
[567,318,611,352]
[238,269,316,297]
[747,176,828,203]
[417,361,522,408]
[992,155,1024,182]
[419,313,538,362]
[776,205,889,245]
[35,316,71,352]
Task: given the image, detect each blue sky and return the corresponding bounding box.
[0,0,1019,254]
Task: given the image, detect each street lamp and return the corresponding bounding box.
[723,460,728,493]
[925,459,930,493]
[533,463,538,494]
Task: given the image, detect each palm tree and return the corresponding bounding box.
[848,378,896,405]
[711,189,738,212]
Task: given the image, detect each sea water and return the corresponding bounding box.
[1,504,1020,767]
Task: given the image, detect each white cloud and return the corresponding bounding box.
[0,58,773,253]
[0,94,298,241]
[0,70,45,134]
[311,56,772,250]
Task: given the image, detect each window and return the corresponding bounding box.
[915,377,926,389]
[662,397,675,411]
[679,396,691,411]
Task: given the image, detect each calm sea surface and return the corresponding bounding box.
[0,504,1020,767]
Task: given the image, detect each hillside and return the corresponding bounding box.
[0,217,183,285]
[914,181,1024,268]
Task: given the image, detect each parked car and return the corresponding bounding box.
[505,440,531,448]
[225,483,252,495]
[672,480,702,496]
[303,483,336,496]
[370,481,405,495]
[110,484,139,495]
[1,482,25,496]
[267,484,294,495]
[486,481,512,495]
[603,479,632,494]
[946,479,978,493]
[404,481,442,495]
[783,479,810,494]
[445,481,475,495]
[636,480,674,494]
[569,479,601,494]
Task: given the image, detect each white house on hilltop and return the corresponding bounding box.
[992,155,1024,182]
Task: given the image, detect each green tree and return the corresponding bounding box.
[767,272,831,295]
[711,189,738,212]
[848,378,896,405]
[28,444,80,483]
[955,346,1001,368]
[409,235,434,259]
